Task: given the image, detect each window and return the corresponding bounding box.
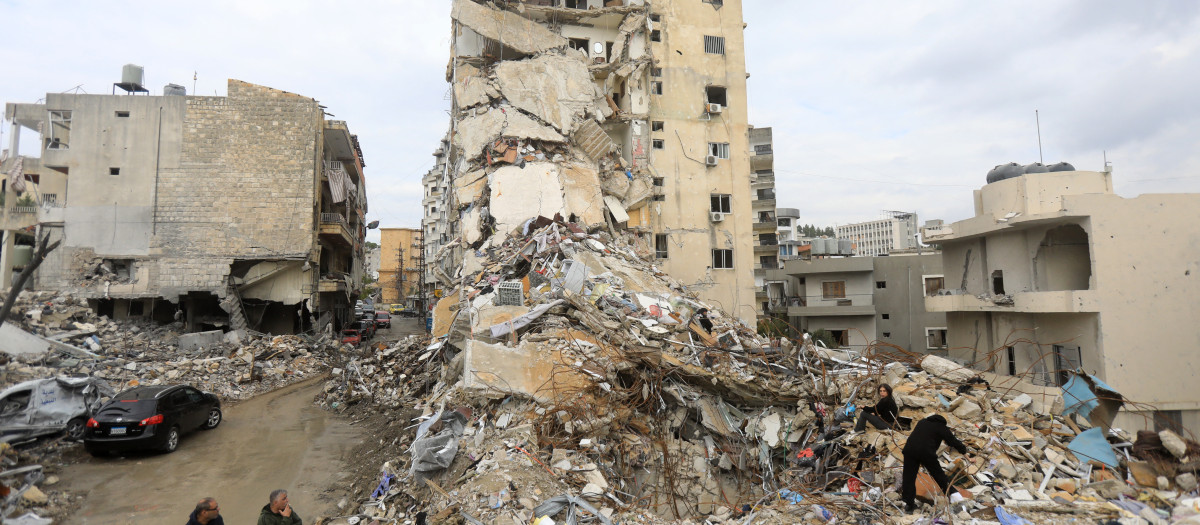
[777,218,790,227]
[923,275,944,296]
[128,300,145,316]
[876,281,886,289]
[109,167,121,175]
[822,281,845,299]
[564,0,587,9]
[754,144,772,155]
[650,30,661,42]
[48,110,71,149]
[881,313,890,320]
[703,35,726,55]
[652,139,664,149]
[708,142,730,159]
[652,177,664,186]
[882,332,891,338]
[651,121,664,132]
[710,194,731,214]
[651,81,663,95]
[705,86,727,106]
[651,67,662,77]
[712,249,733,269]
[1052,344,1081,386]
[649,13,661,22]
[568,38,589,52]
[1007,346,1016,376]
[115,111,130,118]
[651,195,666,201]
[926,328,948,349]
[1154,410,1183,433]
[655,234,669,259]
[992,270,1005,294]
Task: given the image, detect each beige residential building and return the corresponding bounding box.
[427,0,758,323]
[924,169,1200,434]
[3,78,368,334]
[378,227,422,307]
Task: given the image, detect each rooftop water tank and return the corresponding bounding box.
[163,84,186,96]
[1023,162,1049,174]
[122,64,145,87]
[1047,162,1075,172]
[986,162,1024,184]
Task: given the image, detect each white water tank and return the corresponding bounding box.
[122,64,145,86]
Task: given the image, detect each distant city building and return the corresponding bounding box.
[763,253,945,353]
[836,211,920,256]
[379,228,422,307]
[751,127,778,320]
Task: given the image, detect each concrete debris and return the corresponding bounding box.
[1161,429,1189,459]
[451,0,568,57]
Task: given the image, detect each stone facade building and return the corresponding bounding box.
[2,79,368,334]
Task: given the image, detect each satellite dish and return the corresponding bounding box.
[592,42,604,55]
[367,220,380,229]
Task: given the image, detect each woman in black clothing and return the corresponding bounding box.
[853,383,898,432]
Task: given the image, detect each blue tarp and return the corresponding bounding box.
[1068,427,1120,469]
[1060,371,1124,430]
[995,506,1033,525]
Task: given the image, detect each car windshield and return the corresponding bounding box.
[376,312,389,319]
[343,329,359,334]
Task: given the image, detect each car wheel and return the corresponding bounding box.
[202,408,222,430]
[162,426,181,453]
[65,416,87,441]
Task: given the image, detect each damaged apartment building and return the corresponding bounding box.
[423,0,764,322]
[923,165,1200,435]
[2,74,369,334]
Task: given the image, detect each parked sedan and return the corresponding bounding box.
[83,385,221,455]
[341,328,361,346]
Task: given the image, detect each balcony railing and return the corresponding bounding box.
[320,212,349,229]
[6,207,37,215]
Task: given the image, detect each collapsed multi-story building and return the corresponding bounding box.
[2,76,368,334]
[423,0,759,322]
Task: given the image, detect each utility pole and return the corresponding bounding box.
[395,246,405,308]
[415,233,428,332]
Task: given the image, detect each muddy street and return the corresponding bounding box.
[60,377,362,524]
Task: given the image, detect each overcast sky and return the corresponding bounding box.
[3,1,1198,241]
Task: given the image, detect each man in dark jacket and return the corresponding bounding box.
[901,414,970,512]
[258,489,302,525]
[186,497,224,525]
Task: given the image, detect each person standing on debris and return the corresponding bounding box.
[694,308,714,332]
[186,497,224,525]
[901,414,970,513]
[257,489,302,525]
[852,383,898,432]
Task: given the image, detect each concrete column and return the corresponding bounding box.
[0,232,10,289]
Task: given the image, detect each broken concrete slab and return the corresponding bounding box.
[451,0,567,56]
[454,108,565,162]
[574,119,617,161]
[920,354,977,383]
[460,340,590,404]
[494,54,597,133]
[559,163,606,227]
[489,163,568,235]
[1160,429,1188,459]
[178,330,225,351]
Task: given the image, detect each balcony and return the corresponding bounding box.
[925,290,1100,314]
[788,301,876,317]
[753,217,777,231]
[319,212,354,248]
[767,297,803,314]
[752,198,777,210]
[754,242,778,254]
[750,149,773,171]
[752,172,775,185]
[318,275,348,293]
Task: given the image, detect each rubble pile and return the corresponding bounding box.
[1,291,339,401]
[314,213,1200,525]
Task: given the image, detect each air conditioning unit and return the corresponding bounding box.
[705,155,719,166]
[710,211,726,222]
[706,103,723,114]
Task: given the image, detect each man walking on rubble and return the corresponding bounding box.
[901,414,970,513]
[186,497,224,525]
[258,489,302,525]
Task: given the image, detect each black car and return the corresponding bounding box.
[83,385,221,455]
